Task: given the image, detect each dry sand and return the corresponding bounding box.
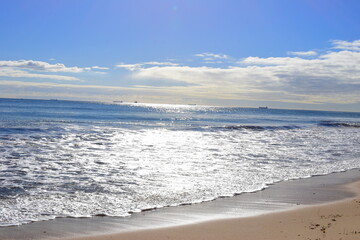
[68,181,360,240]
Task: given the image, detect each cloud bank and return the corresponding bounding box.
[116,40,360,105]
[332,39,360,51]
[0,60,108,81]
[0,60,85,73]
[0,69,79,81]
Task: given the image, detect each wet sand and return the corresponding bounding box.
[1,169,360,240]
[69,181,360,240]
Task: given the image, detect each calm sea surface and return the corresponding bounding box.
[0,98,359,226]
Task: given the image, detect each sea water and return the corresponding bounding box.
[0,98,359,226]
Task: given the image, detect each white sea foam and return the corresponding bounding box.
[0,99,359,226]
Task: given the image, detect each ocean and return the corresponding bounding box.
[0,98,359,227]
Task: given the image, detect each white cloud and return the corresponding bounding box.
[0,60,85,73]
[0,59,105,81]
[91,66,110,70]
[195,52,231,64]
[142,61,179,66]
[116,61,178,71]
[287,50,317,56]
[118,41,360,105]
[116,63,142,71]
[240,56,311,66]
[195,52,229,60]
[332,39,360,51]
[0,68,80,81]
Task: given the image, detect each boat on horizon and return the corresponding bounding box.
[259,106,268,109]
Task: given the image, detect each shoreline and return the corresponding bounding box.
[1,169,360,240]
[70,180,360,240]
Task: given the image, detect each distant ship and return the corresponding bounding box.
[259,106,268,109]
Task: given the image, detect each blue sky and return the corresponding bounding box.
[1,0,360,111]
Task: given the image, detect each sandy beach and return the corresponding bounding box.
[68,180,360,240]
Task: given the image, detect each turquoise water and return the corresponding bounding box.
[0,98,359,226]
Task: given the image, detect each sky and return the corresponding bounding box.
[1,0,360,111]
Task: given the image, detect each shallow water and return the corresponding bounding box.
[0,98,359,226]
